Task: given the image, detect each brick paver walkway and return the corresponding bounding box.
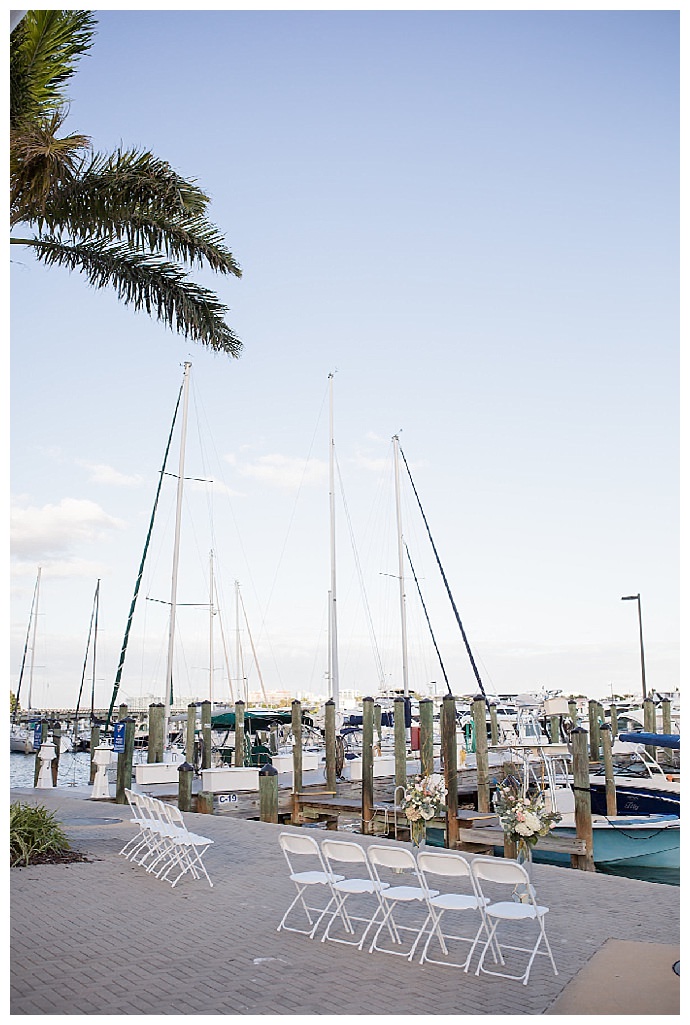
[10,787,680,1015]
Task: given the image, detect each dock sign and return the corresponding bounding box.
[33,723,42,750]
[113,722,126,753]
[218,793,238,805]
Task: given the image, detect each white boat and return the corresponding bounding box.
[588,735,680,818]
[537,754,680,870]
[10,723,35,754]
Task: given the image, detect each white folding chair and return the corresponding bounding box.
[139,796,180,876]
[157,803,214,888]
[470,856,558,986]
[277,832,344,939]
[365,844,439,960]
[416,849,492,971]
[120,790,153,862]
[319,838,392,948]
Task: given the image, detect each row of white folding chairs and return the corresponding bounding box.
[277,833,557,986]
[121,790,214,888]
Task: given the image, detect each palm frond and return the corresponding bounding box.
[10,112,91,225]
[70,149,212,217]
[10,10,97,127]
[16,234,242,356]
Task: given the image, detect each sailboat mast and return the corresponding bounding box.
[328,373,340,713]
[392,435,409,698]
[239,587,268,704]
[75,579,100,742]
[209,550,214,708]
[235,580,247,702]
[27,566,42,710]
[91,579,100,720]
[14,568,41,719]
[216,580,235,704]
[164,360,192,744]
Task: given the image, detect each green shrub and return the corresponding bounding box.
[10,802,71,867]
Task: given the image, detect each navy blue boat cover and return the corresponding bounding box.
[618,731,680,750]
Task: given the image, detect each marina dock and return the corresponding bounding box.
[10,785,679,1016]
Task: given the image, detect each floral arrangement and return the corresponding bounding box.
[492,779,562,850]
[401,774,447,846]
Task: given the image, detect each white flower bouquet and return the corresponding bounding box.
[401,773,447,845]
[492,779,562,849]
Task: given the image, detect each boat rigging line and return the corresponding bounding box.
[13,567,41,720]
[74,579,100,735]
[335,452,386,690]
[403,542,452,696]
[106,371,185,728]
[398,444,487,699]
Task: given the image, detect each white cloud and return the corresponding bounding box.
[11,497,126,560]
[231,453,327,490]
[11,556,110,580]
[186,477,245,498]
[349,451,389,474]
[77,460,145,487]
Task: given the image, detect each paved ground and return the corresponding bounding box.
[10,787,680,1016]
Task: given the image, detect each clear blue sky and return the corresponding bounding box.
[9,7,679,711]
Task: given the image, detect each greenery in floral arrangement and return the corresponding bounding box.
[10,801,72,867]
[401,774,448,845]
[492,779,562,848]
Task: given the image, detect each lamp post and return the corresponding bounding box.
[621,594,647,701]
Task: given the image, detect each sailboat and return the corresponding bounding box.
[72,579,100,751]
[106,361,193,759]
[11,569,42,754]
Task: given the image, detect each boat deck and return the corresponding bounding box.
[10,785,679,1016]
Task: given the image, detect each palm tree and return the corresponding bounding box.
[10,10,242,356]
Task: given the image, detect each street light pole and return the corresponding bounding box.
[621,594,647,701]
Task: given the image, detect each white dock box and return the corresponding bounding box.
[270,751,321,774]
[200,766,260,792]
[134,762,182,786]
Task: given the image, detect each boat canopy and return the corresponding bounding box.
[618,731,680,750]
[211,708,314,731]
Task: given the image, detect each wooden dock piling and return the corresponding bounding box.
[291,699,302,823]
[148,703,164,763]
[185,703,196,764]
[588,700,601,761]
[419,698,434,777]
[374,702,382,750]
[600,724,617,816]
[394,696,406,792]
[324,699,336,791]
[489,702,499,745]
[89,725,101,783]
[472,695,490,813]
[115,717,135,805]
[196,791,214,814]
[201,700,212,770]
[571,727,595,871]
[235,700,245,767]
[361,697,374,835]
[643,697,657,759]
[259,764,279,823]
[442,694,458,849]
[609,702,618,738]
[178,761,193,812]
